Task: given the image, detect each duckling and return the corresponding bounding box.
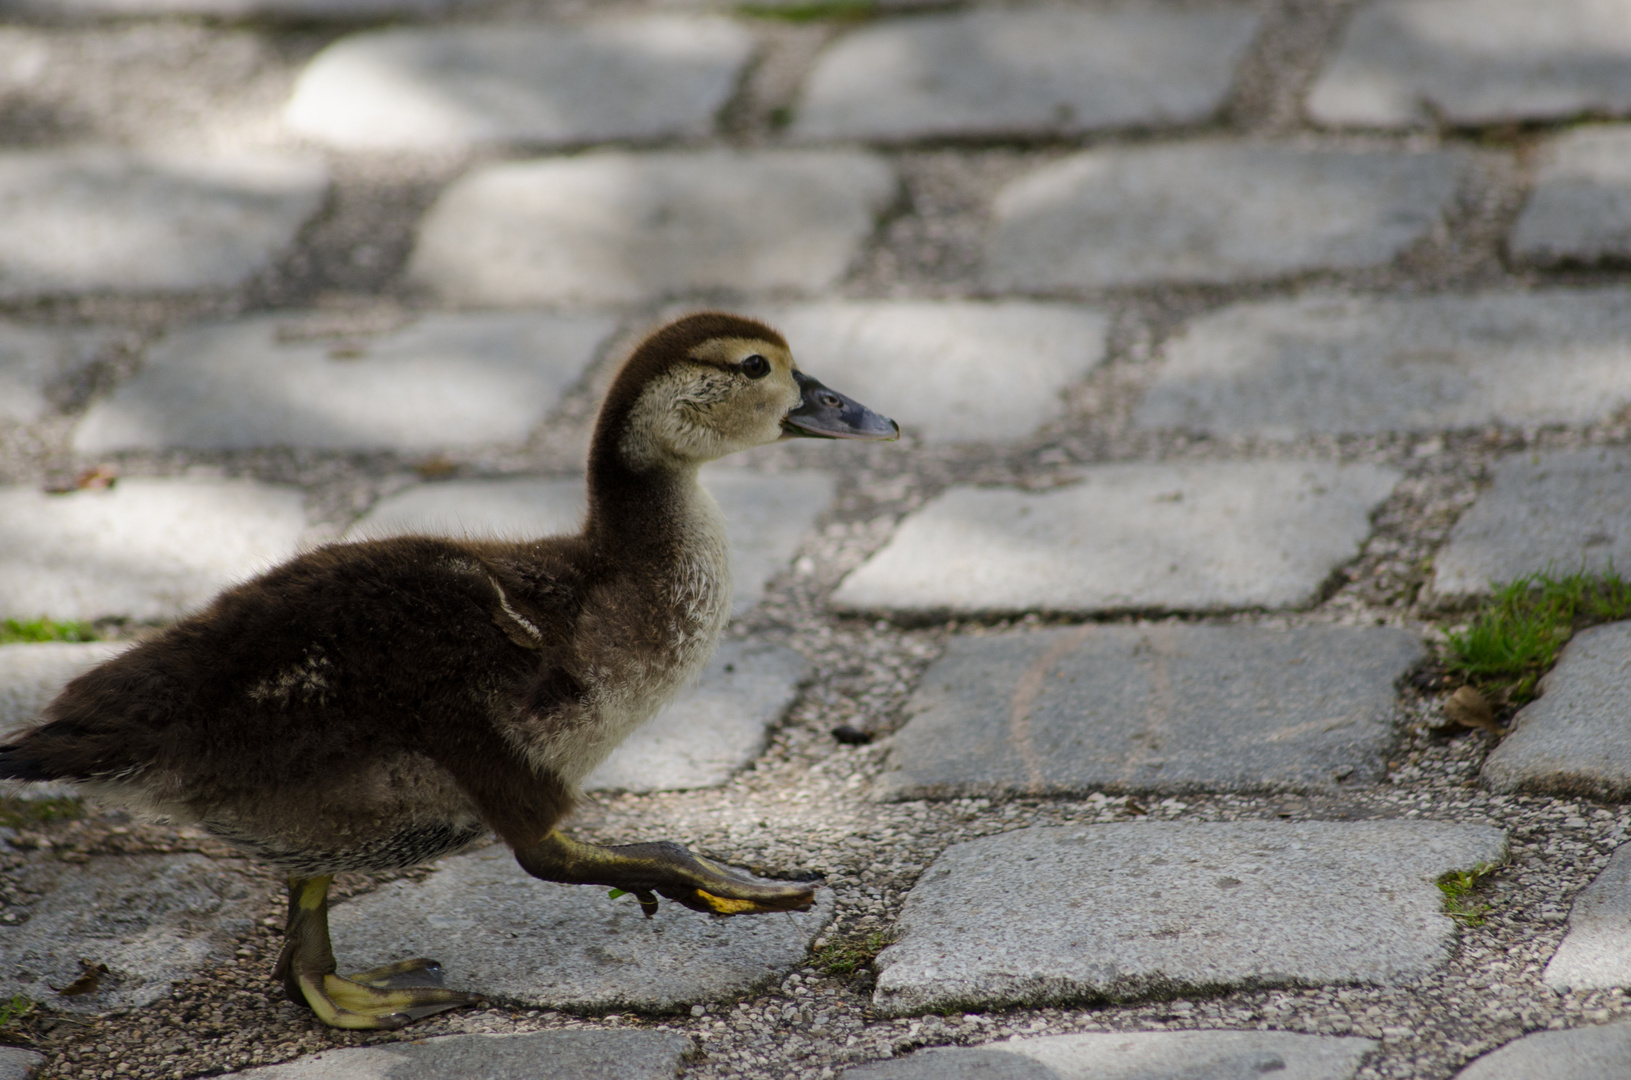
[0,312,898,1030]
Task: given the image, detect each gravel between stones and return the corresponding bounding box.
[0,2,1630,1080]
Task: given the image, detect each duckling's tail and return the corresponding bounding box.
[0,741,62,782]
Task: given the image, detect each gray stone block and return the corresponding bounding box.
[285,18,752,151]
[0,642,128,738]
[792,6,1260,141]
[1137,291,1631,438]
[876,624,1425,801]
[842,1030,1376,1080]
[1544,842,1631,992]
[350,467,836,616]
[73,312,613,454]
[1432,449,1631,599]
[0,1048,42,1080]
[1511,125,1631,265]
[831,462,1400,615]
[1309,0,1631,129]
[330,844,834,1010]
[0,477,308,623]
[586,640,807,793]
[872,821,1508,1014]
[1453,1021,1631,1080]
[1482,621,1631,800]
[745,301,1108,444]
[0,853,260,1013]
[0,323,105,425]
[408,150,895,305]
[0,0,454,17]
[0,149,326,299]
[214,1030,688,1080]
[983,144,1467,290]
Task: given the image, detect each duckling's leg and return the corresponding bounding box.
[515,830,817,917]
[271,875,479,1030]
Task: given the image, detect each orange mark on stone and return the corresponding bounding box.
[1008,626,1093,796]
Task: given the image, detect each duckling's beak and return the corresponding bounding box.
[781,370,900,441]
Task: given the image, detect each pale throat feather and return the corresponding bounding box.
[543,474,734,787]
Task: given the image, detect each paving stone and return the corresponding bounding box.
[73,312,614,454]
[746,301,1108,444]
[791,5,1260,141]
[586,640,807,793]
[1510,125,1631,265]
[0,477,308,623]
[329,844,835,1010]
[1481,621,1631,800]
[0,324,114,425]
[0,853,259,1013]
[285,17,753,152]
[1432,449,1631,599]
[1453,1020,1631,1080]
[0,1048,41,1080]
[215,1030,688,1080]
[350,468,836,616]
[842,1030,1377,1080]
[0,643,128,739]
[983,144,1467,291]
[871,821,1508,1015]
[408,150,895,305]
[1543,842,1631,991]
[831,462,1400,615]
[2,0,454,17]
[1308,0,1631,129]
[0,149,326,299]
[876,624,1425,801]
[1137,291,1631,439]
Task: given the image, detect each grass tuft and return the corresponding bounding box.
[1437,863,1499,927]
[0,995,31,1028]
[738,1,875,23]
[1444,568,1631,703]
[812,931,894,978]
[0,617,99,645]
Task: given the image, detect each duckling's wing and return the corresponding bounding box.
[0,536,578,808]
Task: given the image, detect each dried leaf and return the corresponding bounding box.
[74,466,117,491]
[55,961,108,997]
[1443,685,1502,736]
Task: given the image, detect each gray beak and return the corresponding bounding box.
[780,371,900,441]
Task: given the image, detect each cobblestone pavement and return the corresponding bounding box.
[1,1,1631,1078]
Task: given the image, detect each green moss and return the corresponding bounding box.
[1444,568,1631,702]
[0,994,34,1032]
[0,617,98,645]
[738,1,875,23]
[0,796,85,829]
[1437,863,1499,927]
[812,930,894,977]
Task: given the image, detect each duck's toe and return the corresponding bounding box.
[297,970,478,1030]
[654,859,817,916]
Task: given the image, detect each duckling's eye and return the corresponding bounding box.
[740,354,770,379]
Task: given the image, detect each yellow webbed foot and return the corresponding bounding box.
[296,969,477,1031]
[519,832,818,918]
[275,876,480,1031]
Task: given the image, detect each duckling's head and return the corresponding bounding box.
[594,312,898,473]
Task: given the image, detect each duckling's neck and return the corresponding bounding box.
[540,455,731,783]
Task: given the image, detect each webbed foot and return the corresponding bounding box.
[296,968,476,1030]
[274,877,480,1031]
[516,831,817,917]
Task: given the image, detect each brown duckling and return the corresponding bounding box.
[0,312,898,1030]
